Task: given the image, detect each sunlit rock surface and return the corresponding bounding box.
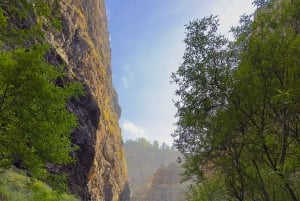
[46,0,129,200]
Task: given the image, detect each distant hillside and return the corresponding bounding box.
[124,138,187,201]
[141,163,187,201]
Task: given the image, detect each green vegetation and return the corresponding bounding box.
[0,0,82,193]
[172,0,300,200]
[0,168,79,201]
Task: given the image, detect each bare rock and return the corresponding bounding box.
[46,0,130,200]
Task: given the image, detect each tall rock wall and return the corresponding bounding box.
[46,0,130,200]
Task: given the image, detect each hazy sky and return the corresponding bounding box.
[105,0,255,145]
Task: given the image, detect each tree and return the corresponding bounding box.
[172,0,300,200]
[0,45,82,176]
[161,142,170,150]
[152,140,159,149]
[0,0,82,190]
[137,137,151,148]
[171,15,233,182]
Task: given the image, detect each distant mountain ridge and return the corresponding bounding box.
[124,138,187,201]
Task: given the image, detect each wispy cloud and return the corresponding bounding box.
[121,120,148,139]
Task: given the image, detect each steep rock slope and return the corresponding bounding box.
[46,0,129,200]
[142,163,186,201]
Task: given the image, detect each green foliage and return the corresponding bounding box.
[0,7,6,28]
[0,168,79,201]
[0,46,75,179]
[171,14,233,182]
[0,0,83,193]
[187,173,227,201]
[0,46,80,169]
[0,0,61,46]
[172,0,300,200]
[125,138,173,150]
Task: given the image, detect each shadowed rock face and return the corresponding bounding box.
[46,0,130,200]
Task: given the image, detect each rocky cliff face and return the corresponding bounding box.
[46,0,130,200]
[133,163,186,201]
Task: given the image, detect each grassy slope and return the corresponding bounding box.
[0,168,79,201]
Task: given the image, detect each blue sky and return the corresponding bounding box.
[105,0,255,145]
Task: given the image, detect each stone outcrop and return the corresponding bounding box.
[46,0,130,200]
[141,163,186,201]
